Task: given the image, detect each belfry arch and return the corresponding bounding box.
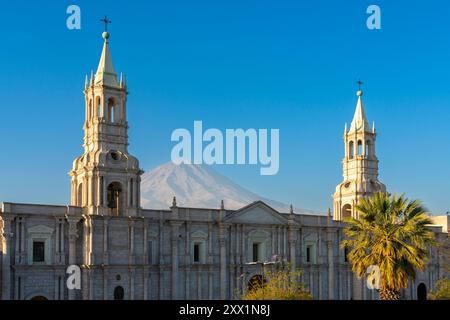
[107,182,123,216]
[342,204,352,219]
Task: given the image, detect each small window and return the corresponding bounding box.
[306,246,311,263]
[33,241,45,263]
[110,151,120,161]
[252,243,260,262]
[193,243,200,263]
[344,247,349,262]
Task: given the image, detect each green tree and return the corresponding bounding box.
[428,278,450,300]
[341,192,436,300]
[242,267,312,300]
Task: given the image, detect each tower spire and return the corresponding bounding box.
[95,19,119,88]
[349,81,370,132]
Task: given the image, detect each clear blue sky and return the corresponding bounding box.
[0,0,449,214]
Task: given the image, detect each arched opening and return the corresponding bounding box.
[107,182,123,216]
[357,140,363,156]
[30,295,48,300]
[342,204,352,219]
[349,141,354,159]
[417,283,427,300]
[248,275,266,292]
[114,286,124,300]
[77,183,83,207]
[108,98,116,123]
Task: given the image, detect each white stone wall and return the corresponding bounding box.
[0,201,446,300]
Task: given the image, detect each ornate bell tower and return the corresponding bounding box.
[333,86,386,221]
[70,27,143,216]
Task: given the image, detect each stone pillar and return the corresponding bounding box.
[143,218,148,265]
[60,219,65,264]
[288,213,297,278]
[327,239,334,299]
[14,218,20,264]
[103,268,108,300]
[67,216,79,300]
[20,217,25,264]
[143,267,149,300]
[88,174,94,212]
[81,268,89,300]
[129,219,135,265]
[129,268,135,300]
[206,215,213,299]
[219,225,227,299]
[185,221,191,300]
[170,221,181,300]
[1,216,12,300]
[55,218,60,264]
[103,216,109,264]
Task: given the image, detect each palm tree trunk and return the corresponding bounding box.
[379,286,401,300]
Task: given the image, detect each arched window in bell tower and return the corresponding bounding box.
[342,204,352,219]
[357,140,363,156]
[107,182,123,216]
[349,141,354,159]
[108,98,116,123]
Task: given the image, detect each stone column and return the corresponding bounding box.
[88,174,95,213]
[288,213,297,278]
[327,239,334,299]
[1,215,12,300]
[185,221,191,299]
[170,221,181,300]
[206,214,213,299]
[14,218,20,264]
[103,267,108,300]
[81,216,91,300]
[219,225,227,299]
[60,219,65,264]
[143,267,149,300]
[67,216,79,300]
[129,268,135,300]
[143,219,148,264]
[103,216,109,264]
[129,219,135,265]
[20,217,25,264]
[55,218,60,264]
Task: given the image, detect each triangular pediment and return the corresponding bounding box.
[224,201,291,225]
[27,225,53,234]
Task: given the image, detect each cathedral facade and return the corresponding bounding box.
[0,31,448,300]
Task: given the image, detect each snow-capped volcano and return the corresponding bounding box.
[140,162,319,214]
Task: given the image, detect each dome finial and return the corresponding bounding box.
[356,79,364,96]
[100,15,112,41]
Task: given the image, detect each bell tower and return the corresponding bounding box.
[70,28,143,216]
[333,86,386,221]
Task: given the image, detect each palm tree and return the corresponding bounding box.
[341,192,436,300]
